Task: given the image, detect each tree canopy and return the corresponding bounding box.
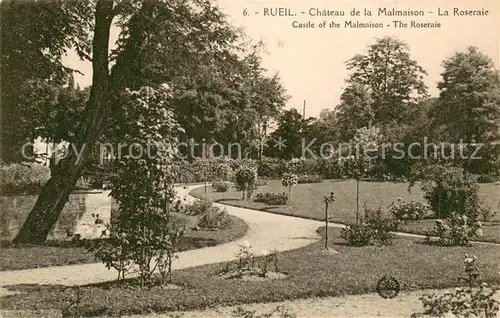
[345,37,428,129]
[4,0,288,243]
[1,0,94,162]
[430,46,500,174]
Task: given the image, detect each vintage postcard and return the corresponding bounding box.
[1,0,499,317]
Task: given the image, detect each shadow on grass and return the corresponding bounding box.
[177,237,219,250]
[0,239,99,249]
[212,198,326,222]
[2,274,187,296]
[412,240,484,248]
[1,236,219,251]
[2,283,68,295]
[287,236,320,241]
[213,198,285,209]
[0,215,247,271]
[213,198,288,212]
[260,206,286,212]
[3,226,500,317]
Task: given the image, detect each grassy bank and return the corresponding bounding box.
[2,228,499,317]
[191,180,500,242]
[0,215,247,271]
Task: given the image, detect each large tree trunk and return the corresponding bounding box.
[13,0,114,244]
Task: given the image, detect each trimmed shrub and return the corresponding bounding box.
[168,158,352,183]
[0,163,50,195]
[197,208,231,230]
[364,206,397,245]
[340,224,373,246]
[212,181,230,192]
[420,165,482,220]
[179,199,230,230]
[286,158,303,173]
[229,159,258,173]
[281,172,298,201]
[424,213,483,246]
[257,158,286,179]
[183,199,215,216]
[212,162,232,181]
[234,167,257,199]
[254,192,289,205]
[341,206,396,246]
[302,159,317,175]
[170,158,237,184]
[312,158,342,179]
[297,174,323,184]
[281,173,298,188]
[387,199,430,221]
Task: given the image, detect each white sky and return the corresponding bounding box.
[63,0,500,117]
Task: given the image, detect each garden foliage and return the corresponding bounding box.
[297,174,323,184]
[91,86,184,287]
[0,163,50,195]
[212,180,230,192]
[220,241,279,279]
[424,213,483,246]
[235,166,258,199]
[197,205,231,230]
[416,255,499,318]
[281,172,298,199]
[387,198,430,221]
[177,199,231,230]
[286,158,303,174]
[254,192,289,205]
[341,206,397,246]
[413,165,483,220]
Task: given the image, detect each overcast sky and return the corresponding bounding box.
[63,0,500,117]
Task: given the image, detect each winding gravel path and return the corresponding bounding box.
[2,183,498,318]
[0,185,325,296]
[131,287,500,318]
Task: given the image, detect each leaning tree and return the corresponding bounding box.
[11,0,245,243]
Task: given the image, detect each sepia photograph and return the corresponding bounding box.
[1,0,499,317]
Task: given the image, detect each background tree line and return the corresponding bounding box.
[268,37,500,179]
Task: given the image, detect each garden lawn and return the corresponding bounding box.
[3,228,500,317]
[0,215,247,271]
[191,180,500,242]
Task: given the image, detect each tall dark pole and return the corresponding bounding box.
[303,100,306,119]
[325,202,329,249]
[356,179,360,225]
